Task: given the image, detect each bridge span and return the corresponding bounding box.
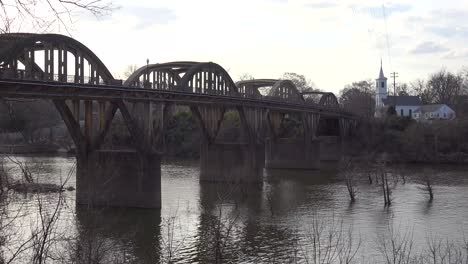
[0,33,357,208]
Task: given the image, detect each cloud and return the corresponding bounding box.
[410,41,449,54]
[425,25,468,39]
[350,3,412,18]
[444,49,468,59]
[119,6,177,29]
[305,2,338,9]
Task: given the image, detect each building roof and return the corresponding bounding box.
[414,104,450,113]
[378,65,386,80]
[382,96,421,106]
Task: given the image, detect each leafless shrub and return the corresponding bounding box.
[160,208,187,264]
[29,164,74,263]
[377,156,392,206]
[59,212,116,264]
[298,213,361,264]
[198,186,241,264]
[7,156,34,183]
[424,236,467,264]
[418,175,434,202]
[0,156,8,195]
[377,225,415,264]
[339,158,358,202]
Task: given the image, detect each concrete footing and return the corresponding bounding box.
[265,138,320,169]
[200,143,265,183]
[76,150,161,208]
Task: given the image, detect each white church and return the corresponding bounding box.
[374,64,455,121]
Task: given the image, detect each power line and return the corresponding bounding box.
[382,2,392,71]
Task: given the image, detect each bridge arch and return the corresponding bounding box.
[236,79,305,103]
[268,80,304,104]
[302,91,339,108]
[124,62,197,90]
[235,79,276,99]
[0,33,115,84]
[179,62,239,96]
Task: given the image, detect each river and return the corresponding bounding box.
[2,155,468,263]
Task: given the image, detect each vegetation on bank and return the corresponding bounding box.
[350,115,468,164]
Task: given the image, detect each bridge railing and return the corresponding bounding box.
[0,69,114,85]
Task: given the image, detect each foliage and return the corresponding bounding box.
[281,72,318,93]
[165,111,200,158]
[386,105,396,116]
[0,100,62,143]
[339,80,375,118]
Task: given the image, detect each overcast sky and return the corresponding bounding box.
[54,0,468,93]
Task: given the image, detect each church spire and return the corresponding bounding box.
[379,59,385,79]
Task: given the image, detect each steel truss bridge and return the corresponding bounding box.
[0,33,358,208]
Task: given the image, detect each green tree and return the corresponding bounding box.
[339,80,375,118]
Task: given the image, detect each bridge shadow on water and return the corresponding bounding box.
[193,182,299,262]
[75,205,161,263]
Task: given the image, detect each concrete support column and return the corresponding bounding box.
[265,138,320,169]
[199,142,265,183]
[76,150,161,208]
[318,136,342,162]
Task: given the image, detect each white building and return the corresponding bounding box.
[374,63,421,117]
[374,63,455,120]
[382,96,421,117]
[413,104,456,121]
[375,62,388,110]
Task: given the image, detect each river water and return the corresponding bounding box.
[2,155,468,263]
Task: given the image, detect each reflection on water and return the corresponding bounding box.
[3,156,468,263]
[75,206,161,263]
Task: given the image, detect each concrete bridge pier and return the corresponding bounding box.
[265,138,321,169]
[76,150,161,208]
[54,99,166,208]
[199,142,265,183]
[318,136,343,162]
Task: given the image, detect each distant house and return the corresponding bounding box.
[382,96,421,118]
[413,104,455,121]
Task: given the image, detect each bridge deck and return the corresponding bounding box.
[0,79,353,118]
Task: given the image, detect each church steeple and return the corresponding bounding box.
[379,59,385,79]
[375,60,388,110]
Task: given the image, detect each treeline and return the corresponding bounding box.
[349,115,468,163]
[340,67,468,118]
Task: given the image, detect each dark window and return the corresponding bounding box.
[381,81,385,88]
[444,113,446,118]
[409,109,412,117]
[400,109,404,116]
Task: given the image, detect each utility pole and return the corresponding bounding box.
[390,72,398,108]
[390,72,398,96]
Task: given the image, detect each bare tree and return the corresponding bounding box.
[339,158,357,202]
[237,73,255,82]
[298,213,361,264]
[281,72,319,92]
[123,64,139,80]
[419,175,434,202]
[0,0,115,33]
[377,225,415,264]
[377,155,392,206]
[160,208,187,264]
